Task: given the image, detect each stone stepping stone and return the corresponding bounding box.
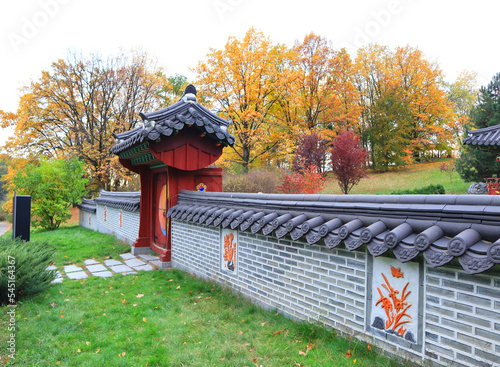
[93,271,113,278]
[138,254,160,262]
[46,265,57,270]
[104,259,122,266]
[133,264,153,272]
[84,259,99,265]
[87,264,107,273]
[51,278,64,284]
[122,271,137,275]
[124,258,146,268]
[64,265,83,273]
[119,253,136,260]
[109,264,134,273]
[66,271,88,280]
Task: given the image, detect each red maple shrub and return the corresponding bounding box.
[278,166,326,194]
[330,130,369,194]
[292,132,329,173]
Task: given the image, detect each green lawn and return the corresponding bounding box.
[31,225,131,266]
[0,228,420,367]
[322,160,471,195]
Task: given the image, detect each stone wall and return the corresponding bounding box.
[78,191,140,245]
[95,205,140,245]
[171,220,500,367]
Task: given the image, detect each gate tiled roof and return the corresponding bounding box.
[168,191,500,274]
[110,85,234,155]
[463,125,500,146]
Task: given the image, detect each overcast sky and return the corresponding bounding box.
[1,0,499,144]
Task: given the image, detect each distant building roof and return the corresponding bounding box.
[168,191,500,274]
[78,198,97,213]
[463,124,500,146]
[110,85,234,155]
[94,190,141,212]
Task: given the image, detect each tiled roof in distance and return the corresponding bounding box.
[78,198,96,213]
[167,191,500,275]
[110,85,234,155]
[94,190,141,212]
[463,124,500,146]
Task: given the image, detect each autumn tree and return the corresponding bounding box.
[457,72,500,182]
[443,70,478,148]
[0,50,168,192]
[292,131,329,173]
[195,28,289,172]
[292,34,360,134]
[330,130,368,194]
[354,45,455,169]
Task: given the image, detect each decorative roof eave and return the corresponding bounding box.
[110,85,235,156]
[167,191,500,274]
[78,198,97,213]
[463,124,500,146]
[94,190,141,212]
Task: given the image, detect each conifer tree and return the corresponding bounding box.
[457,73,500,182]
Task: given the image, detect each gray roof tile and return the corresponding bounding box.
[170,191,500,274]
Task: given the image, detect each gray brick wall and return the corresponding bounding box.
[171,219,500,367]
[79,210,96,231]
[425,266,500,367]
[94,205,139,245]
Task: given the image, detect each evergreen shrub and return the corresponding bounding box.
[0,237,56,305]
[391,184,445,195]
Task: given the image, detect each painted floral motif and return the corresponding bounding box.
[223,232,236,271]
[375,267,412,337]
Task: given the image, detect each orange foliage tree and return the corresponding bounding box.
[0,50,169,193]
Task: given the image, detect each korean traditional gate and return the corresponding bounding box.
[110,85,234,267]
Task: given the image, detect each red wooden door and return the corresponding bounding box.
[153,172,169,249]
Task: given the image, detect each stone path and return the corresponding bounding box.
[48,253,160,283]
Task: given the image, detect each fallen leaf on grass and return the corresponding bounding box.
[261,322,266,327]
[299,344,313,356]
[60,314,65,318]
[77,349,81,353]
[367,344,372,351]
[122,299,126,303]
[346,349,352,359]
[50,302,56,307]
[238,331,244,335]
[143,317,147,322]
[176,286,181,290]
[136,294,144,298]
[86,342,90,346]
[95,348,100,354]
[271,329,288,335]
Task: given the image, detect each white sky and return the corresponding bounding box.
[1,0,499,145]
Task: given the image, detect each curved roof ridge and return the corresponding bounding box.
[168,190,500,274]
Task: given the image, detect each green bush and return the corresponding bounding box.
[391,184,445,195]
[0,237,56,305]
[223,169,280,193]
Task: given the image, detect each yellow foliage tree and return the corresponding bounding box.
[1,50,169,193]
